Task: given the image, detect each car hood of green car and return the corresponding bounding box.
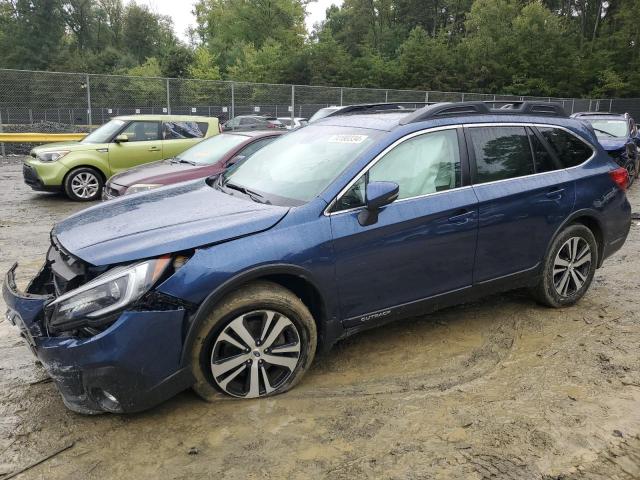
[30,141,106,154]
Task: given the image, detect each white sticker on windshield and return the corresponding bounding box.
[328,134,368,144]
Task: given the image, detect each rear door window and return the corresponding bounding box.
[537,127,593,167]
[469,126,534,183]
[163,121,208,140]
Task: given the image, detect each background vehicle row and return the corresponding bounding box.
[24,115,219,201]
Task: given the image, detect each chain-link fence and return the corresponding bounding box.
[1,67,638,155]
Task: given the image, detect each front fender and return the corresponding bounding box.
[60,150,111,178]
[171,263,340,366]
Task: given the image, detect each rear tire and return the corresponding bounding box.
[531,224,598,308]
[63,167,103,201]
[189,281,317,401]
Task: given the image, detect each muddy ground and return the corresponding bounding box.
[0,156,639,479]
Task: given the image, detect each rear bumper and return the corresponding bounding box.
[3,263,194,414]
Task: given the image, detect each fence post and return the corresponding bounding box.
[0,109,5,158]
[86,73,92,130]
[231,82,235,118]
[29,109,33,125]
[166,78,171,114]
[425,91,429,103]
[609,98,613,112]
[385,90,389,102]
[588,99,592,111]
[340,88,343,106]
[291,85,295,123]
[571,98,575,114]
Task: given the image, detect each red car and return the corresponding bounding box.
[102,130,284,199]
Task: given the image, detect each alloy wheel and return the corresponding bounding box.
[210,310,302,398]
[553,237,592,297]
[70,172,100,199]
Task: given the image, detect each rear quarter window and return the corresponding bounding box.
[164,121,208,140]
[538,127,593,168]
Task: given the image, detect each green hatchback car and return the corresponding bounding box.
[24,115,220,201]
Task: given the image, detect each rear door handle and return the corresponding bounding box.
[148,146,161,152]
[546,188,565,199]
[448,210,474,224]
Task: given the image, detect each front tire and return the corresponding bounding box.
[531,224,598,308]
[64,167,104,201]
[189,281,317,401]
[624,159,636,187]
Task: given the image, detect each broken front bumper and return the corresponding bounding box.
[3,263,194,414]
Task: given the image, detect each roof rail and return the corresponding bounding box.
[327,102,434,117]
[399,101,568,125]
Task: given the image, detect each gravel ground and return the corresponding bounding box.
[1,156,639,479]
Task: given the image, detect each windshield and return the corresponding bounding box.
[586,119,628,138]
[221,125,382,205]
[177,134,247,165]
[81,119,126,144]
[309,107,340,123]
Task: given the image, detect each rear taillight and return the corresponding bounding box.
[609,167,629,191]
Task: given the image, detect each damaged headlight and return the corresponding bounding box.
[47,257,171,330]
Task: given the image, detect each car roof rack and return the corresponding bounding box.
[398,101,568,125]
[328,102,434,117]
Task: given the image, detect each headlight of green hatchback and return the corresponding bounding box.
[37,150,70,162]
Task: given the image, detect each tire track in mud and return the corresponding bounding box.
[285,303,524,400]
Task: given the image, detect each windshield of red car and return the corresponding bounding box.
[177,134,248,165]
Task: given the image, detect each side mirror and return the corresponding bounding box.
[114,134,129,143]
[358,181,399,226]
[226,155,246,168]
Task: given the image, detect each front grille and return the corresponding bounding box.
[22,163,40,185]
[103,185,120,198]
[49,236,90,296]
[608,148,627,165]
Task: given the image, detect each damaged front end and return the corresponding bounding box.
[3,238,196,414]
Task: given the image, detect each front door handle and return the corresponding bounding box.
[448,210,474,224]
[148,146,161,152]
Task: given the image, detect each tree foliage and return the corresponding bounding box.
[0,0,639,97]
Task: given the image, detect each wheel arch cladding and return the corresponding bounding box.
[64,164,107,184]
[569,215,604,266]
[179,266,332,367]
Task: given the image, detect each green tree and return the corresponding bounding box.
[194,0,306,71]
[188,47,221,80]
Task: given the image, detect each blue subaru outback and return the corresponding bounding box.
[3,101,632,413]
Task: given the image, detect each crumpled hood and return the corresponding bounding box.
[53,180,289,266]
[598,138,627,152]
